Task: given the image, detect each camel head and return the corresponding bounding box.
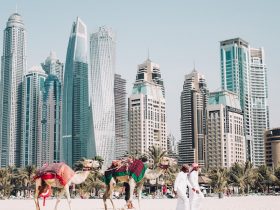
[158,157,177,169]
[82,159,100,171]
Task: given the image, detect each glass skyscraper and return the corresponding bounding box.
[42,75,62,164]
[89,26,116,168]
[179,69,208,167]
[21,66,47,167]
[220,38,269,166]
[42,53,63,165]
[41,51,64,83]
[62,17,89,166]
[0,13,27,167]
[220,38,253,162]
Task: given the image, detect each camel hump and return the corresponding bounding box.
[35,162,75,186]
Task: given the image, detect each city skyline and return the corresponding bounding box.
[0,0,279,141]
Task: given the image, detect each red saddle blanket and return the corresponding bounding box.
[34,162,75,186]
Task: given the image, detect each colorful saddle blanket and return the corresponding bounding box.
[34,162,75,186]
[104,159,148,185]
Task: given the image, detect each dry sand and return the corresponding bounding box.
[0,196,279,210]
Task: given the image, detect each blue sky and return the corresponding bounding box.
[0,0,279,139]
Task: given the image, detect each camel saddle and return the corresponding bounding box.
[34,162,75,186]
[104,159,148,185]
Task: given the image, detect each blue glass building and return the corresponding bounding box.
[62,17,89,166]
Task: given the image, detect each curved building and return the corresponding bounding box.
[0,13,27,167]
[89,26,116,168]
[265,128,280,168]
[62,17,89,166]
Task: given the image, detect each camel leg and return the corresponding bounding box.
[54,189,65,210]
[103,186,110,210]
[34,179,41,210]
[136,181,144,210]
[128,178,136,209]
[65,185,72,210]
[108,180,116,210]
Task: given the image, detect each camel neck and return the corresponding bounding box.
[71,170,90,184]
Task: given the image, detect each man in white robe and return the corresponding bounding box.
[174,164,194,210]
[188,163,204,210]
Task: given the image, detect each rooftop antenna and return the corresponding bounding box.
[16,3,18,13]
[147,48,150,60]
[193,60,196,71]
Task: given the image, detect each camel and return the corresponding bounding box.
[34,159,100,210]
[103,156,177,210]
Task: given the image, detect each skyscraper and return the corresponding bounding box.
[179,69,208,166]
[114,74,128,158]
[41,53,63,165]
[128,59,167,156]
[41,51,64,83]
[0,13,27,167]
[89,26,116,168]
[220,38,269,166]
[167,134,179,160]
[250,48,269,166]
[206,90,246,168]
[42,74,62,164]
[21,66,47,167]
[220,38,253,162]
[62,17,89,166]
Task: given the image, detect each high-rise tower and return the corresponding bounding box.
[220,38,269,166]
[179,70,208,166]
[62,17,89,166]
[21,66,47,167]
[89,26,116,168]
[250,48,269,166]
[206,90,246,168]
[220,38,253,162]
[114,74,128,158]
[41,53,63,165]
[41,51,64,83]
[128,59,167,156]
[0,13,27,167]
[42,74,62,164]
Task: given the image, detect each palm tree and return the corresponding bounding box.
[0,168,13,198]
[146,146,168,193]
[147,145,167,169]
[255,165,277,193]
[274,167,280,187]
[208,167,228,198]
[229,161,256,194]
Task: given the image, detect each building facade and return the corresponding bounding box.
[42,75,62,164]
[21,66,47,167]
[167,134,179,159]
[128,59,167,156]
[41,51,64,83]
[114,74,128,158]
[0,13,27,167]
[62,17,89,166]
[250,48,269,166]
[179,70,208,166]
[206,90,246,168]
[220,38,253,163]
[265,128,280,168]
[220,38,269,166]
[89,26,116,167]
